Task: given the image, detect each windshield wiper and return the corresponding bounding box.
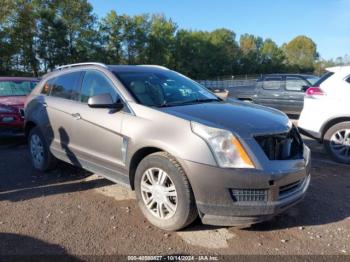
[159,98,220,107]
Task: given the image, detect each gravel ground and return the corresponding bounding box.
[0,136,349,260]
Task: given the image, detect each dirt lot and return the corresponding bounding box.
[0,136,349,259]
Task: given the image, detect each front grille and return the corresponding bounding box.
[279,179,303,200]
[230,189,268,202]
[255,126,303,160]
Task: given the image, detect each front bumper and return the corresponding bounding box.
[179,149,311,226]
[0,112,24,136]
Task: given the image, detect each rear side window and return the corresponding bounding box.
[80,71,118,103]
[313,71,334,87]
[50,72,82,100]
[263,77,282,90]
[286,77,308,91]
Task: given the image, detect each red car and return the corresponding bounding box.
[0,77,39,135]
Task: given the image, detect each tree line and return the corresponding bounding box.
[0,0,346,79]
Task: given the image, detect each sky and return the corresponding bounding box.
[89,0,349,60]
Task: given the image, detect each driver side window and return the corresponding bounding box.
[80,71,118,103]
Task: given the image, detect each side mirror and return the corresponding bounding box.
[301,85,310,92]
[88,93,124,110]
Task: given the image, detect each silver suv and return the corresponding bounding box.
[25,63,311,231]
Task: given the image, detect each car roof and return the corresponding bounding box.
[262,73,318,78]
[0,77,39,81]
[41,64,170,79]
[107,65,169,73]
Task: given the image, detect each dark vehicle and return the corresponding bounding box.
[25,63,310,231]
[0,77,39,135]
[231,74,319,115]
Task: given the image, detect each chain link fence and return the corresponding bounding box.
[197,74,260,89]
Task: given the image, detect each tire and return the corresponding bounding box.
[134,152,198,231]
[324,121,350,164]
[28,126,57,171]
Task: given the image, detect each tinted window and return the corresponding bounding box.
[263,77,282,90]
[313,71,334,87]
[0,80,37,96]
[50,72,81,100]
[305,76,319,85]
[80,71,117,103]
[346,76,350,84]
[114,70,218,107]
[286,77,308,91]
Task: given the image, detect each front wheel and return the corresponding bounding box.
[324,121,350,164]
[28,126,57,171]
[134,152,198,231]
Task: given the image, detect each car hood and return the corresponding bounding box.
[0,96,26,108]
[159,100,292,138]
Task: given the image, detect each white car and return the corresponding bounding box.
[298,65,350,164]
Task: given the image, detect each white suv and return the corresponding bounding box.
[299,65,350,164]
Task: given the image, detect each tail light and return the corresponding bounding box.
[306,87,324,96]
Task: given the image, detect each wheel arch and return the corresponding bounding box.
[321,117,350,141]
[24,120,37,138]
[128,147,164,190]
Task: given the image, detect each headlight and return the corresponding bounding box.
[191,122,255,169]
[0,105,14,113]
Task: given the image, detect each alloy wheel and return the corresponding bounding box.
[140,168,178,219]
[30,134,44,166]
[330,129,350,159]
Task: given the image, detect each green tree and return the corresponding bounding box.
[174,30,218,78]
[53,0,96,63]
[9,0,39,76]
[208,29,239,76]
[121,14,150,64]
[239,34,263,74]
[147,15,177,66]
[99,11,124,64]
[37,3,70,71]
[283,35,318,72]
[260,39,285,73]
[0,0,16,74]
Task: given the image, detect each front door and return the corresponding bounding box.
[71,70,126,176]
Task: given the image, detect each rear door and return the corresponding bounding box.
[255,76,284,110]
[43,71,83,160]
[70,70,127,176]
[283,76,309,114]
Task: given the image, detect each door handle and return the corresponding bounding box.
[71,113,81,120]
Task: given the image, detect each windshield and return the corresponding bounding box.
[114,70,219,107]
[305,76,319,85]
[0,80,38,96]
[312,72,334,87]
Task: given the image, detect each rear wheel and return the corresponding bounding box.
[28,126,57,171]
[134,152,197,231]
[324,121,350,164]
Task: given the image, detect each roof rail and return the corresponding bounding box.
[54,62,108,71]
[137,65,169,70]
